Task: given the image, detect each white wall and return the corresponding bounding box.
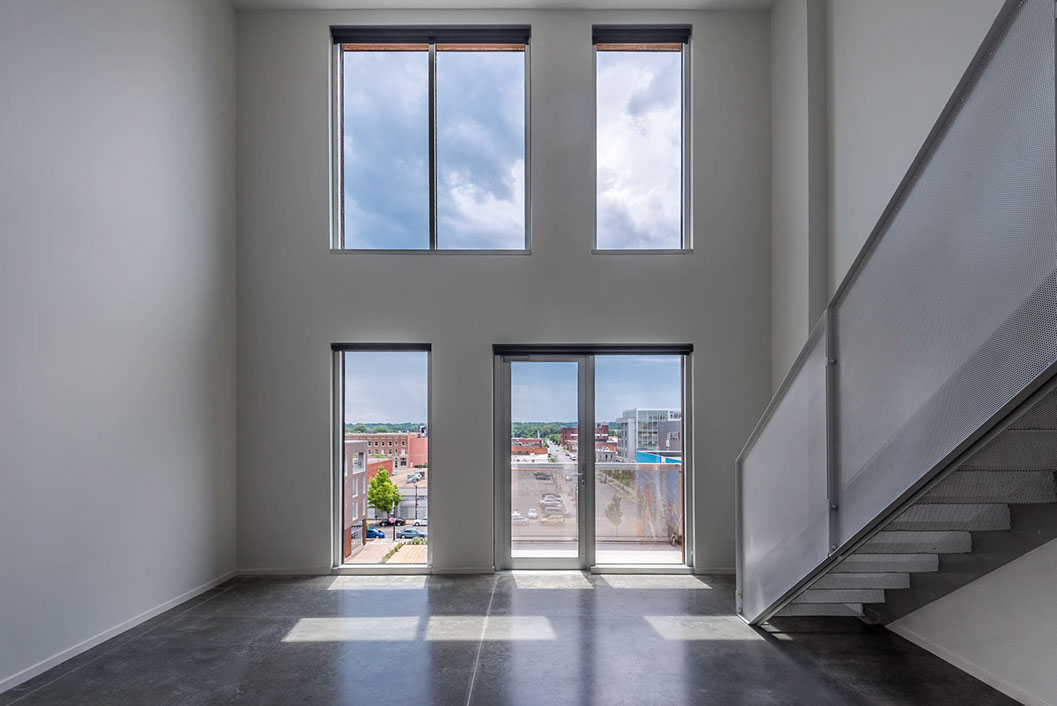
[824,1,1057,702]
[236,9,771,573]
[769,0,827,387]
[890,538,1057,706]
[0,0,237,691]
[826,0,1004,294]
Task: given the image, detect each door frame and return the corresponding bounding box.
[493,345,694,571]
[494,354,593,569]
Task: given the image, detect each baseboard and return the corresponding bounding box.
[695,567,736,575]
[431,567,494,575]
[236,567,331,576]
[888,623,1051,706]
[0,569,237,696]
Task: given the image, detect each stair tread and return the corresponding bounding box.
[889,502,1010,531]
[859,530,971,554]
[794,588,885,604]
[962,429,1057,470]
[924,470,1056,504]
[814,572,910,590]
[832,554,939,573]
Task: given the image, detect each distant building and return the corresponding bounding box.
[511,438,548,462]
[616,409,681,461]
[560,423,609,448]
[342,440,369,559]
[367,457,393,480]
[569,437,618,461]
[658,420,681,453]
[345,432,428,469]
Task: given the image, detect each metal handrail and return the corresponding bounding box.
[736,0,1055,624]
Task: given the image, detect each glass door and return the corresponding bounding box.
[497,355,592,569]
[494,350,691,570]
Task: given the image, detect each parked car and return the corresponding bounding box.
[511,513,529,526]
[533,471,552,481]
[527,508,538,520]
[396,528,427,540]
[542,505,565,517]
[539,514,565,526]
[365,527,386,539]
[413,517,428,526]
[540,493,561,502]
[379,516,406,526]
[406,473,423,483]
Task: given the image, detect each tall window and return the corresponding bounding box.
[333,26,530,251]
[337,346,430,566]
[594,25,690,250]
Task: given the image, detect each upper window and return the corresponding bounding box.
[594,25,690,251]
[332,26,530,251]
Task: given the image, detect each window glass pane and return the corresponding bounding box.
[342,48,429,249]
[596,48,682,249]
[594,355,684,565]
[342,351,429,564]
[436,46,526,249]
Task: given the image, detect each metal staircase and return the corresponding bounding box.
[736,0,1057,626]
[776,388,1057,622]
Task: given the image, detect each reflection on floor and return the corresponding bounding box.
[2,574,1014,705]
[511,541,683,564]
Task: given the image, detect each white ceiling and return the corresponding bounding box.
[232,0,772,11]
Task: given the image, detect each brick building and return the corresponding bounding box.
[345,431,428,469]
[511,438,547,462]
[560,423,610,448]
[342,439,369,559]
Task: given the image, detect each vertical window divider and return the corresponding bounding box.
[428,42,438,249]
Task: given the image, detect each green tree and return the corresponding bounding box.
[605,496,623,537]
[367,470,402,519]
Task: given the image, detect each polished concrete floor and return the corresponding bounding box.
[2,573,1013,705]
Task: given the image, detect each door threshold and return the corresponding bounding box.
[590,565,694,574]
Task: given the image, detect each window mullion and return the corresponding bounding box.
[428,42,438,250]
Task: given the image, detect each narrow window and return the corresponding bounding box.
[337,347,430,565]
[333,26,530,251]
[594,25,690,250]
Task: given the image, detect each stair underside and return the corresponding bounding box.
[772,393,1057,623]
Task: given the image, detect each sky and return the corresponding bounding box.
[596,50,682,249]
[344,353,682,424]
[344,351,428,423]
[342,47,680,250]
[342,48,525,250]
[512,355,682,423]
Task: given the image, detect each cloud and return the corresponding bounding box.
[596,51,682,249]
[436,50,526,249]
[343,50,430,249]
[342,49,526,250]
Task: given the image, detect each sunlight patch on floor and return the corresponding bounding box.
[599,575,711,590]
[326,576,428,591]
[644,616,763,641]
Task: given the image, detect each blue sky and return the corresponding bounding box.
[343,48,524,249]
[343,47,680,250]
[344,353,682,424]
[509,355,682,423]
[344,351,428,423]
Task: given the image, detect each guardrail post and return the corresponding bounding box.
[825,307,840,554]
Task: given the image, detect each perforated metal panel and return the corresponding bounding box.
[740,328,829,622]
[833,0,1057,544]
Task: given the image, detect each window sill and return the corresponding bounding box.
[331,248,532,256]
[592,248,694,255]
